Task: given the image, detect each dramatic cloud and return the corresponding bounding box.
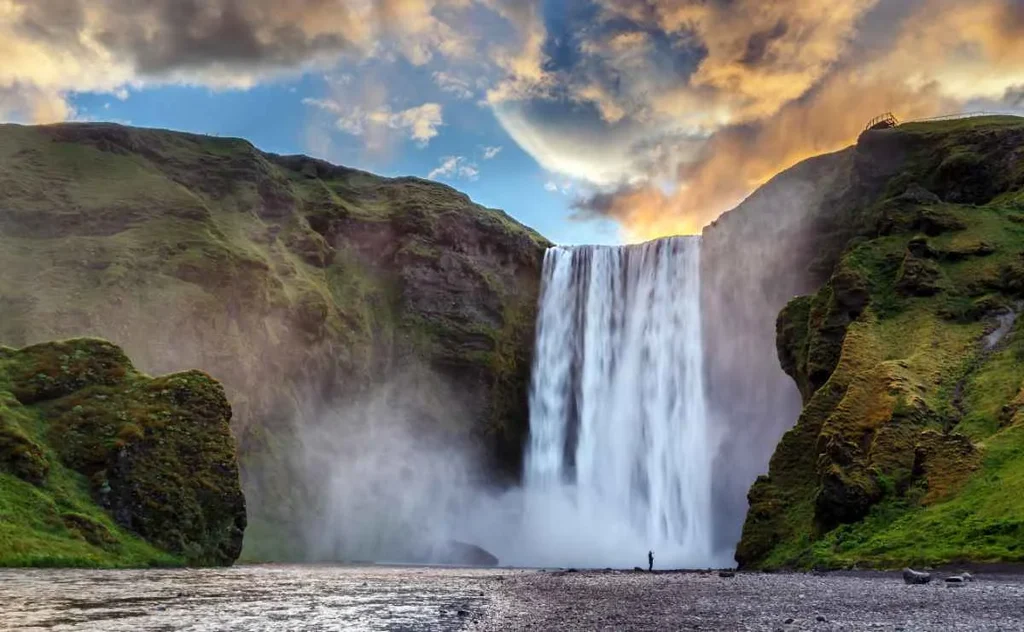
[4,0,1024,237]
[428,155,479,181]
[508,0,1024,239]
[0,0,485,122]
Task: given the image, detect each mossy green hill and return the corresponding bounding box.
[0,338,245,567]
[736,115,1024,570]
[0,122,549,560]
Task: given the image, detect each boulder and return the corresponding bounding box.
[435,540,499,567]
[945,573,973,584]
[903,568,932,585]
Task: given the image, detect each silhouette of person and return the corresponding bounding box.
[648,550,654,572]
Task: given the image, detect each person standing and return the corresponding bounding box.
[648,550,654,572]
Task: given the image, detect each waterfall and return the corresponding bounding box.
[521,236,716,568]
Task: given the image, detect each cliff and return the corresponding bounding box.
[0,123,549,560]
[0,338,245,566]
[701,146,862,554]
[733,115,1024,569]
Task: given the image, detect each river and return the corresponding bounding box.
[0,565,492,631]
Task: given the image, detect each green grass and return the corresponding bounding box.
[898,115,1024,135]
[0,473,179,568]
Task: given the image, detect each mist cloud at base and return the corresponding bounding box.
[294,364,736,570]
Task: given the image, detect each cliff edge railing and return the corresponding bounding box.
[866,110,1010,131]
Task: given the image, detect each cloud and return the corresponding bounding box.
[0,0,483,122]
[304,98,444,147]
[428,155,479,181]
[481,0,552,103]
[0,84,76,123]
[379,103,445,145]
[544,179,574,195]
[494,0,1024,239]
[433,71,475,100]
[482,146,502,159]
[5,0,1024,239]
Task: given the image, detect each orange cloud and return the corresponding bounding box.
[570,0,1024,241]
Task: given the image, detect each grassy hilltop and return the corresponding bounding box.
[0,122,549,560]
[737,116,1024,569]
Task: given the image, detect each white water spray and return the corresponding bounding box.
[519,236,717,568]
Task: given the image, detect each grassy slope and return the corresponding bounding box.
[738,116,1024,569]
[0,338,245,567]
[0,123,549,560]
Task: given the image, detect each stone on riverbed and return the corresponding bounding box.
[902,568,932,585]
[435,540,499,567]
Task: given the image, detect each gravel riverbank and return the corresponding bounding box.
[473,569,1024,631]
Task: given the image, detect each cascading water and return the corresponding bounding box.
[520,236,717,569]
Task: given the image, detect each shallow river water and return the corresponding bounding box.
[0,565,493,631]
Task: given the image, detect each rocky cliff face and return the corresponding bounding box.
[732,115,1024,569]
[699,143,886,554]
[0,338,245,566]
[0,123,549,559]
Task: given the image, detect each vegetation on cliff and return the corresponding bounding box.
[0,122,549,560]
[737,116,1024,569]
[0,338,245,567]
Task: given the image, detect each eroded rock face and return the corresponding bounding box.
[0,338,246,565]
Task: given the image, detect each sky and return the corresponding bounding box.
[2,1,1024,245]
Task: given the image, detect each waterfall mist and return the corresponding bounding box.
[297,366,493,564]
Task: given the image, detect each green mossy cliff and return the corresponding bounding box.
[736,116,1024,569]
[0,338,245,567]
[0,122,549,559]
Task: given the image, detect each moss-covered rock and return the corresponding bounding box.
[0,338,245,567]
[895,253,944,296]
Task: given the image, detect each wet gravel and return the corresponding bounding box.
[474,569,1024,631]
[3,566,1023,631]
